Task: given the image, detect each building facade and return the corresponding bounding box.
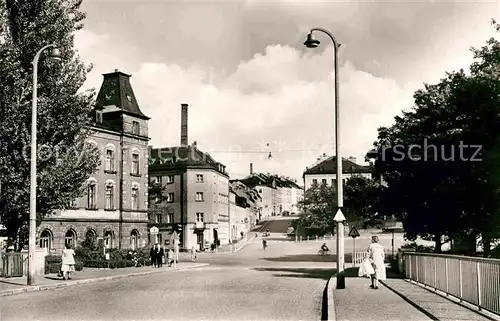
[229,181,261,238]
[38,70,150,252]
[303,156,372,190]
[148,104,230,251]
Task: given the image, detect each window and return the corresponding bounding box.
[167,213,174,224]
[166,175,174,184]
[132,121,140,135]
[96,111,103,123]
[196,174,204,182]
[104,231,113,249]
[130,230,139,250]
[105,149,115,171]
[196,212,204,222]
[196,192,204,202]
[85,229,97,247]
[39,230,52,250]
[167,193,174,203]
[105,184,114,209]
[131,187,139,210]
[87,182,96,209]
[312,179,318,186]
[155,213,162,224]
[322,179,327,185]
[258,189,262,193]
[131,153,140,175]
[332,179,335,186]
[65,230,76,248]
[154,176,162,184]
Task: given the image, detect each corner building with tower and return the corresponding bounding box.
[37,70,150,252]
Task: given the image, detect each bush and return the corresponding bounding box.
[82,259,135,269]
[400,242,435,253]
[44,255,83,274]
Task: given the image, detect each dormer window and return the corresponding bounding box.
[132,121,140,135]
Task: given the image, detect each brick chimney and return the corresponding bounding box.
[250,163,253,175]
[180,103,188,146]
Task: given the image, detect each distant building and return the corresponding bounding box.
[148,104,230,251]
[39,70,150,252]
[229,181,261,238]
[303,156,372,190]
[234,166,303,219]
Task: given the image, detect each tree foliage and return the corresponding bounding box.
[0,0,100,248]
[293,176,381,236]
[367,20,500,254]
[147,181,173,224]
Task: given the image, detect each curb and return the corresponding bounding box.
[0,263,209,297]
[325,275,337,321]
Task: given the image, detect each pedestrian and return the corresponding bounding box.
[167,248,174,266]
[191,246,197,262]
[157,245,164,268]
[150,244,157,268]
[262,239,267,250]
[61,243,76,280]
[367,235,386,289]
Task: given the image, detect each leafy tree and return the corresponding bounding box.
[0,0,100,249]
[293,177,381,236]
[147,180,173,225]
[367,20,500,254]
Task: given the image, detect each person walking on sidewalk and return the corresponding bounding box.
[367,235,386,289]
[190,246,197,262]
[61,243,76,280]
[156,244,164,268]
[150,245,157,268]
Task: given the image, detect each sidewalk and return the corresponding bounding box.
[0,262,208,297]
[327,267,497,321]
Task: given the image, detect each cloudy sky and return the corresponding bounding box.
[75,0,499,183]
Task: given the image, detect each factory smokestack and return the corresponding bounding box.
[250,163,253,175]
[181,103,188,146]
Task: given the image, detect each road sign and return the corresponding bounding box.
[348,226,360,238]
[150,226,159,234]
[170,230,179,240]
[333,208,346,222]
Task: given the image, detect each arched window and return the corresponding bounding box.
[131,152,140,175]
[65,229,77,248]
[105,148,115,172]
[104,230,114,249]
[87,179,97,209]
[105,181,115,210]
[130,230,139,250]
[84,229,97,247]
[39,229,52,250]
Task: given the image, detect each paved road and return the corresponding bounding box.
[1,235,333,321]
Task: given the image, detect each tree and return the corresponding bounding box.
[147,181,173,225]
[0,0,100,249]
[367,20,500,254]
[294,177,381,236]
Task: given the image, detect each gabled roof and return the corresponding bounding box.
[303,156,372,176]
[235,173,302,190]
[148,145,228,177]
[95,70,150,120]
[230,181,262,207]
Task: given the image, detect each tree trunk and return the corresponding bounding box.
[434,233,442,253]
[482,233,491,258]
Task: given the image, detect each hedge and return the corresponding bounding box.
[44,255,83,274]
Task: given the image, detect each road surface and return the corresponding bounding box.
[1,234,333,321]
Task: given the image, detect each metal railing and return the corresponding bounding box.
[294,234,335,242]
[403,252,500,316]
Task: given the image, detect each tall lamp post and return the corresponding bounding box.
[28,44,61,286]
[304,28,346,289]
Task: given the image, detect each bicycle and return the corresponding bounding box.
[317,249,331,256]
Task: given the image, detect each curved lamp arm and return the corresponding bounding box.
[310,28,341,49]
[32,43,57,65]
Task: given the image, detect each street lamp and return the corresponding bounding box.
[304,28,346,289]
[28,44,61,286]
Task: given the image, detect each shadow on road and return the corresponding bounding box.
[252,267,334,280]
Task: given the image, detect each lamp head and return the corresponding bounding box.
[50,48,62,61]
[304,33,320,48]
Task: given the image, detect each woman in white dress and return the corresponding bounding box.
[61,243,76,280]
[367,235,386,289]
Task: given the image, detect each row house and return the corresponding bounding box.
[148,104,230,251]
[38,70,150,252]
[229,181,261,239]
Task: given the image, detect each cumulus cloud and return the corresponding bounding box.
[76,29,414,182]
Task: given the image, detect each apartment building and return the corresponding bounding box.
[148,104,230,251]
[38,70,150,252]
[303,155,372,190]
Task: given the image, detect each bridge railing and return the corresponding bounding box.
[293,235,335,242]
[403,252,500,316]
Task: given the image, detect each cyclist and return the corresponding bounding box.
[320,243,329,254]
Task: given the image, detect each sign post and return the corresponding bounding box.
[333,209,346,289]
[348,226,360,267]
[172,231,179,267]
[150,226,159,244]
